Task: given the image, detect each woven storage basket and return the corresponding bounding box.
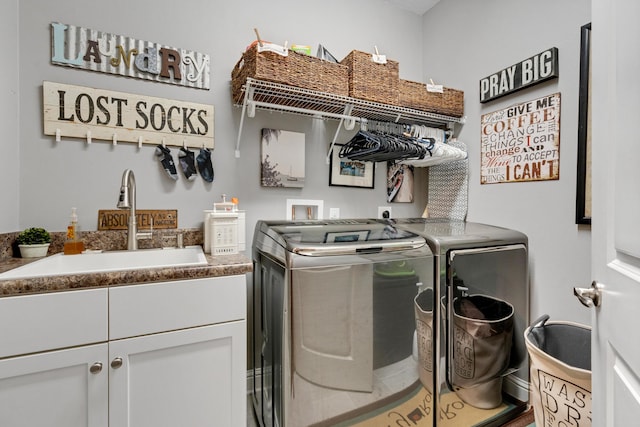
[399,79,464,117]
[340,50,400,106]
[231,44,349,104]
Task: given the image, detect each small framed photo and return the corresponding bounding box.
[329,144,375,189]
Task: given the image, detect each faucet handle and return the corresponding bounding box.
[136,217,153,242]
[161,232,184,249]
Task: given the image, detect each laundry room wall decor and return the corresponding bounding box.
[43,81,214,148]
[260,129,305,188]
[50,22,210,89]
[480,93,560,184]
[479,48,558,103]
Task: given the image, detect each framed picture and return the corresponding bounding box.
[576,23,592,225]
[261,128,305,188]
[329,144,375,188]
[387,163,414,203]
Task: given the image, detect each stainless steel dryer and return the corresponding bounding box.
[251,219,434,427]
[393,218,530,426]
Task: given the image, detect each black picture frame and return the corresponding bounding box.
[576,23,592,225]
[329,144,375,189]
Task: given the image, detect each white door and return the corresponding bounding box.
[109,322,246,427]
[0,343,108,427]
[584,0,640,424]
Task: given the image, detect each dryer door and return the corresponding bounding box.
[443,244,529,424]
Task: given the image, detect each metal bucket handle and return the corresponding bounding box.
[530,314,550,330]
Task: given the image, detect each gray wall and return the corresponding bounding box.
[3,0,592,324]
[422,0,592,324]
[0,0,19,232]
[12,0,426,244]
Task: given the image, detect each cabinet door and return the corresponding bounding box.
[109,321,246,427]
[0,343,108,427]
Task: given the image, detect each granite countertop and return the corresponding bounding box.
[0,252,253,298]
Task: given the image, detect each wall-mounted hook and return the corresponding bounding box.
[112,133,118,146]
[162,138,166,147]
[183,140,187,149]
[372,45,387,64]
[344,117,356,131]
[138,136,143,149]
[86,130,92,145]
[55,129,61,142]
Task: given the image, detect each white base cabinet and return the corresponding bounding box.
[0,343,109,427]
[0,275,246,427]
[110,321,246,427]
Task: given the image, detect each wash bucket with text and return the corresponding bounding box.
[451,294,514,409]
[524,315,592,427]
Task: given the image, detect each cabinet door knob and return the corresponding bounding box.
[111,357,123,369]
[89,362,103,374]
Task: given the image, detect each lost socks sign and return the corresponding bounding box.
[43,81,214,149]
[50,22,210,90]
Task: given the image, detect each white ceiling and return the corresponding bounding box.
[386,0,440,15]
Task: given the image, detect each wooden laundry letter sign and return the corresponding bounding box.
[479,48,558,103]
[50,22,210,89]
[43,81,214,149]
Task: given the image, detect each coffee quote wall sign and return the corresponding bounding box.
[480,93,560,184]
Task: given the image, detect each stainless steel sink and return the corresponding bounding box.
[0,246,208,280]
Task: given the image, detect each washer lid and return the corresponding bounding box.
[256,219,426,256]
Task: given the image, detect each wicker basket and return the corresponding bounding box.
[399,79,464,117]
[340,50,400,106]
[231,44,349,104]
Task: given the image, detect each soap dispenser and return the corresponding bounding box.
[64,207,85,255]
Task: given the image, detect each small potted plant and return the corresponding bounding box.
[16,227,52,258]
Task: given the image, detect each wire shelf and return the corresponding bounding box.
[233,78,465,159]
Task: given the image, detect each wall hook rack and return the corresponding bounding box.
[43,81,215,150]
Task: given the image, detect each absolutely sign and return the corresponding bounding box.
[98,210,177,230]
[479,48,558,103]
[43,81,214,149]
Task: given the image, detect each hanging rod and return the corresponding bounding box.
[234,78,465,158]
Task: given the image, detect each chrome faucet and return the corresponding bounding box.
[117,169,152,250]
